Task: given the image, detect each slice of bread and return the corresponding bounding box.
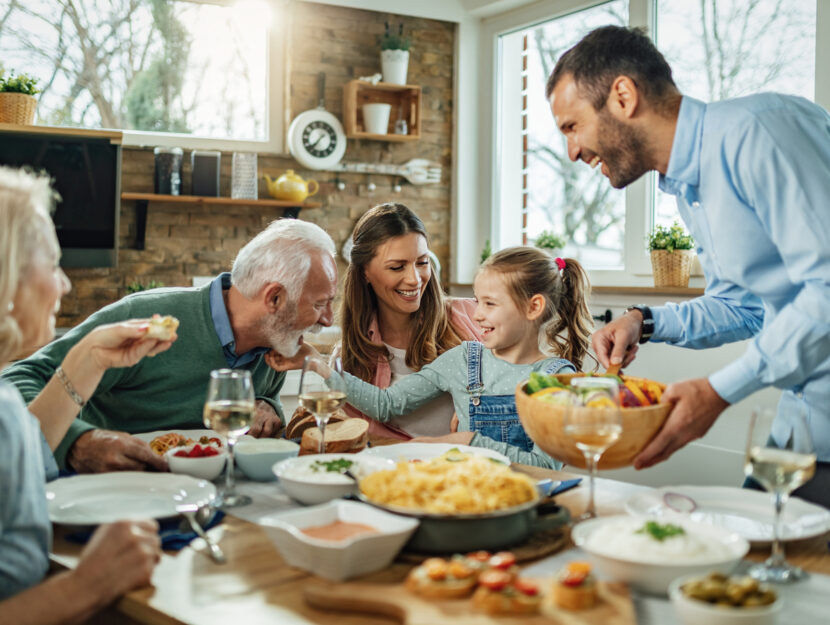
[300,418,369,454]
[145,314,179,340]
[285,406,347,440]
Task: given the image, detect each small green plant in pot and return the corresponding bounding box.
[533,230,566,256]
[647,222,695,287]
[0,70,40,124]
[380,22,411,85]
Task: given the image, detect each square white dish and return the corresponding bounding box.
[258,499,419,581]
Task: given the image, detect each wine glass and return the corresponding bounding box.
[203,369,255,508]
[745,406,816,583]
[298,356,347,453]
[563,377,623,521]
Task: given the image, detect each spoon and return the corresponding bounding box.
[179,505,226,564]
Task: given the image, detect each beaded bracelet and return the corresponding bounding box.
[55,366,86,407]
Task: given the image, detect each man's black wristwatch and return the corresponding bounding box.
[626,305,654,344]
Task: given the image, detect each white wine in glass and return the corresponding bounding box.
[298,356,346,453]
[744,406,816,583]
[563,377,623,521]
[203,369,255,508]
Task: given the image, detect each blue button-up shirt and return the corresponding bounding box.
[209,272,268,368]
[655,94,830,460]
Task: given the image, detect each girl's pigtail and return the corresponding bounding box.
[544,258,593,370]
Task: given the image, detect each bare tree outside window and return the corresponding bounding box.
[0,0,267,140]
[524,1,629,270]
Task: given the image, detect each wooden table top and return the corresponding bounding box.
[50,466,830,625]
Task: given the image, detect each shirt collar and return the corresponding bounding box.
[659,96,706,193]
[209,272,268,366]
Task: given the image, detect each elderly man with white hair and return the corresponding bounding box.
[2,219,338,473]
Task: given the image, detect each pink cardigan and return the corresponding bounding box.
[332,298,482,440]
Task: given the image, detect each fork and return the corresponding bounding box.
[179,505,226,564]
[331,158,442,185]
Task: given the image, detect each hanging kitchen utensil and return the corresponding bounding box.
[287,72,347,170]
[331,158,441,185]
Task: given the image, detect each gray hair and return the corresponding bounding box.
[0,166,58,363]
[231,218,336,300]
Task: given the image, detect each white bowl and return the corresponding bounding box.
[273,453,395,505]
[235,436,299,481]
[571,515,749,595]
[669,573,783,625]
[259,499,419,581]
[166,444,227,481]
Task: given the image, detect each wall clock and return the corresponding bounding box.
[287,73,346,170]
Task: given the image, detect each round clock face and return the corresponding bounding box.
[302,120,338,158]
[288,109,347,170]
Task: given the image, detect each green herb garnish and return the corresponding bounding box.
[310,458,354,473]
[636,521,686,541]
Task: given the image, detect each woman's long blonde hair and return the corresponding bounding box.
[340,203,463,382]
[0,167,57,364]
[481,247,593,370]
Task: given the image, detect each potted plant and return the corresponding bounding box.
[647,222,696,287]
[0,70,40,125]
[534,230,567,257]
[380,22,410,85]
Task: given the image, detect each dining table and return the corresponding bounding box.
[49,459,830,625]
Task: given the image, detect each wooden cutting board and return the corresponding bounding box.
[304,578,636,625]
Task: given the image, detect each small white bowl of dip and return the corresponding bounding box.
[273,453,395,505]
[259,499,419,581]
[571,515,749,595]
[235,437,299,481]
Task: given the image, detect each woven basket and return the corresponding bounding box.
[651,249,694,287]
[0,93,37,125]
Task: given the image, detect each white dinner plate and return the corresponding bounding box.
[625,485,830,543]
[47,472,217,525]
[358,442,510,465]
[133,428,226,447]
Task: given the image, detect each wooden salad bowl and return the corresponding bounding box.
[515,373,672,469]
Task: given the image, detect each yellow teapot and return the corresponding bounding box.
[264,170,319,203]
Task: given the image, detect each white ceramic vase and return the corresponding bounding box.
[381,49,409,85]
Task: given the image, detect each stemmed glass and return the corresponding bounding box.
[745,406,816,583]
[298,357,347,453]
[563,377,623,521]
[203,369,255,508]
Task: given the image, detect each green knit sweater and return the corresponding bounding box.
[1,284,285,468]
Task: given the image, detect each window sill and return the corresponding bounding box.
[591,286,704,297]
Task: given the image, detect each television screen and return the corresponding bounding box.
[0,131,120,267]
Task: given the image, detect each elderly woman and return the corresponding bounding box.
[334,203,482,438]
[0,167,168,623]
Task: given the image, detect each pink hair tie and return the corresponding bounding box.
[554,257,566,273]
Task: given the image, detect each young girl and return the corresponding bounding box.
[268,247,593,468]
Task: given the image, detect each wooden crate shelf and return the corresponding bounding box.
[343,80,421,141]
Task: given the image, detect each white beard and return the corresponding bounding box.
[261,304,322,357]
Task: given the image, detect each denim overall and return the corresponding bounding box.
[466,341,572,452]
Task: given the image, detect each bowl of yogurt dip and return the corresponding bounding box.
[273,453,395,505]
[571,515,749,595]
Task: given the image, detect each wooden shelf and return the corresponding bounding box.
[591,286,705,296]
[0,123,122,144]
[121,192,321,209]
[121,193,320,250]
[343,80,421,141]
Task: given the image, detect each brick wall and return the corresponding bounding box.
[57,2,455,327]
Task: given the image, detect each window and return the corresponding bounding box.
[0,0,284,150]
[486,0,825,285]
[653,0,817,228]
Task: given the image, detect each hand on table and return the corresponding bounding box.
[68,429,168,473]
[73,519,161,606]
[410,431,475,445]
[248,400,283,438]
[591,310,642,369]
[633,377,730,469]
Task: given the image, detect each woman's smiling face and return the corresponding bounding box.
[364,232,431,317]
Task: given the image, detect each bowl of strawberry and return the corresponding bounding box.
[166,443,227,480]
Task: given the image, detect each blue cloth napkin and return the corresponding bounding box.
[64,509,225,551]
[551,478,582,496]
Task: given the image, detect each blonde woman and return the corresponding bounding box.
[0,167,170,623]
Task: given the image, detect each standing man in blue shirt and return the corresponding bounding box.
[546,26,830,507]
